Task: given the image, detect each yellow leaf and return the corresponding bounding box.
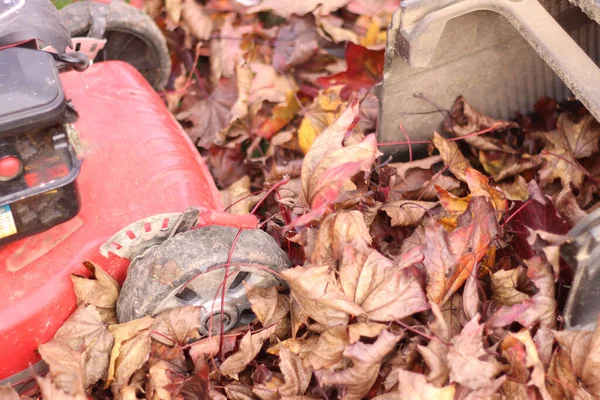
[298,87,345,153]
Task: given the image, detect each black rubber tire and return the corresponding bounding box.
[59,0,170,89]
[116,226,291,323]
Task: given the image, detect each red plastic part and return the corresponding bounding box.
[0,157,22,179]
[0,61,252,380]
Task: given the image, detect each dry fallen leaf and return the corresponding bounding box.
[151,305,203,346]
[71,261,120,324]
[447,315,502,390]
[503,330,551,399]
[490,267,530,306]
[38,340,87,399]
[247,285,290,326]
[113,329,153,395]
[220,324,278,376]
[0,386,19,400]
[248,0,349,17]
[319,330,401,400]
[376,369,456,400]
[381,200,437,227]
[432,132,472,182]
[278,346,312,396]
[52,304,114,387]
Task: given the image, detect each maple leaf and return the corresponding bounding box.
[273,16,319,71]
[388,156,460,201]
[447,315,503,390]
[340,248,429,321]
[247,285,290,326]
[151,305,203,346]
[38,340,87,399]
[381,200,437,227]
[479,151,543,182]
[248,0,349,17]
[282,264,364,327]
[417,303,450,387]
[52,304,114,387]
[311,210,372,263]
[316,43,384,99]
[147,345,188,399]
[423,196,499,304]
[255,91,301,140]
[278,346,312,396]
[113,330,153,395]
[443,95,519,153]
[71,261,120,324]
[298,86,346,153]
[315,11,359,45]
[553,319,600,397]
[220,325,278,376]
[210,14,253,82]
[497,175,529,201]
[555,185,588,227]
[546,113,600,159]
[181,0,213,40]
[487,256,556,329]
[299,100,380,219]
[249,62,296,105]
[377,369,456,400]
[432,132,472,182]
[319,330,401,400]
[220,175,260,215]
[490,267,530,306]
[547,341,595,399]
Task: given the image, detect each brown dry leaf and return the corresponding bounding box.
[554,321,600,397]
[220,324,278,376]
[71,260,119,323]
[151,305,203,346]
[319,330,401,400]
[417,303,450,387]
[555,185,588,227]
[249,63,296,105]
[225,383,254,400]
[106,316,154,386]
[248,0,349,17]
[389,156,460,201]
[381,200,437,227]
[35,375,84,400]
[487,256,556,329]
[52,304,114,387]
[432,132,472,182]
[506,330,552,399]
[181,0,213,40]
[147,345,188,399]
[273,16,319,71]
[0,386,19,400]
[211,14,253,82]
[247,285,290,326]
[315,11,359,45]
[547,346,594,400]
[220,175,260,215]
[298,87,346,154]
[300,100,380,212]
[479,151,542,182]
[282,264,364,327]
[444,95,519,153]
[304,325,349,369]
[376,369,456,400]
[113,330,152,394]
[539,147,585,189]
[491,267,530,306]
[38,340,86,399]
[447,316,502,390]
[119,384,144,400]
[340,248,429,321]
[546,113,600,159]
[463,274,479,321]
[278,346,312,396]
[527,229,570,278]
[311,210,372,263]
[497,175,529,201]
[423,196,499,304]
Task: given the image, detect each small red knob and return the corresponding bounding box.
[0,156,22,180]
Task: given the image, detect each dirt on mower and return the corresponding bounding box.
[4,0,600,399]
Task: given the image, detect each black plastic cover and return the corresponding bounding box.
[0,47,66,137]
[0,0,72,54]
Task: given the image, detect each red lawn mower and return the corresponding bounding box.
[0,0,289,387]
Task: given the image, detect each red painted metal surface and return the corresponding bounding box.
[0,61,254,380]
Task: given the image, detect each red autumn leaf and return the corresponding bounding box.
[316,43,384,99]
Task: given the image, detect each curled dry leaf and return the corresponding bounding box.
[382,200,437,227]
[497,175,529,201]
[112,330,153,395]
[220,175,260,215]
[181,0,213,40]
[106,316,154,387]
[547,343,595,400]
[375,369,455,400]
[487,256,556,329]
[0,386,19,400]
[278,346,312,396]
[38,340,86,399]
[147,345,187,399]
[282,264,364,327]
[35,375,85,400]
[553,320,600,397]
[71,260,119,324]
[545,113,600,159]
[444,95,519,153]
[423,196,499,304]
[319,330,401,400]
[273,16,319,71]
[52,304,114,387]
[490,267,530,306]
[417,303,450,387]
[220,324,278,376]
[555,185,588,227]
[311,210,372,263]
[304,325,349,369]
[210,14,253,82]
[247,285,290,326]
[432,132,472,182]
[298,87,346,154]
[479,151,542,182]
[447,315,503,390]
[151,305,203,346]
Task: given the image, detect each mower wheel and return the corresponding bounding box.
[117,226,290,335]
[60,0,170,89]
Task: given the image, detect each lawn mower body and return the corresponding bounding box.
[377,0,600,330]
[0,61,244,383]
